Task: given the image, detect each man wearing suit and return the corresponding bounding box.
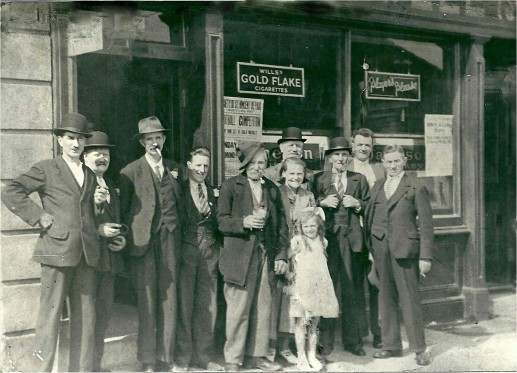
[83,131,127,372]
[218,144,289,372]
[119,116,184,372]
[263,127,314,188]
[349,128,385,349]
[175,147,224,372]
[313,137,370,357]
[364,144,433,366]
[1,113,105,372]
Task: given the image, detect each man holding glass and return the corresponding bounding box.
[217,143,289,371]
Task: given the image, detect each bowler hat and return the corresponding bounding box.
[277,127,307,144]
[84,131,115,149]
[325,137,352,155]
[238,143,266,170]
[52,113,92,138]
[133,116,170,140]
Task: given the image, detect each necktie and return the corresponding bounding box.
[154,165,162,181]
[336,172,345,198]
[197,183,210,216]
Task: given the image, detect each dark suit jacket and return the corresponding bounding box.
[364,174,434,260]
[217,174,289,286]
[95,176,125,274]
[181,179,220,277]
[1,156,100,267]
[119,155,183,257]
[313,170,370,252]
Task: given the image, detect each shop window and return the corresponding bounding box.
[351,36,459,216]
[224,20,338,131]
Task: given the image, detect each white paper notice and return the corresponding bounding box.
[425,114,453,176]
[224,97,264,178]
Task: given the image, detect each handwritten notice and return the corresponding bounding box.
[224,96,264,178]
[425,114,453,176]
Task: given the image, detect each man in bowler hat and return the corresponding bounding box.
[217,143,289,371]
[119,116,184,372]
[1,113,107,372]
[263,126,314,188]
[175,147,224,371]
[313,137,371,357]
[364,144,433,366]
[83,131,127,371]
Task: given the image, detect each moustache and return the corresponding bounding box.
[95,159,108,166]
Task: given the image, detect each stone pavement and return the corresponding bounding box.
[107,291,516,372]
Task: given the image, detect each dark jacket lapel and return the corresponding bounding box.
[235,174,254,215]
[55,156,82,196]
[322,171,338,196]
[387,174,411,210]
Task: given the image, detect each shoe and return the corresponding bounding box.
[142,363,155,372]
[169,364,188,372]
[205,362,225,371]
[247,357,283,371]
[279,349,298,364]
[266,347,277,362]
[415,352,431,366]
[224,363,240,371]
[373,335,382,349]
[373,350,403,359]
[172,364,189,372]
[344,344,366,356]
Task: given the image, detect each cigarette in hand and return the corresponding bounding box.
[421,273,426,277]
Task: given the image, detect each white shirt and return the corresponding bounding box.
[63,156,84,187]
[145,153,164,179]
[189,179,208,211]
[248,178,263,203]
[353,158,377,188]
[384,171,405,199]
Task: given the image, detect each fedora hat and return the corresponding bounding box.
[325,137,352,155]
[133,116,170,140]
[84,131,115,149]
[277,127,306,144]
[238,143,266,170]
[52,113,92,138]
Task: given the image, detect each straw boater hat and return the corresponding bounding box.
[52,113,93,138]
[133,116,170,140]
[325,136,352,156]
[238,143,266,170]
[277,127,307,144]
[84,131,115,149]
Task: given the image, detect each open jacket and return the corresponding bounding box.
[217,174,289,286]
[1,156,100,267]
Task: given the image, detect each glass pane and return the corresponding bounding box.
[352,36,456,215]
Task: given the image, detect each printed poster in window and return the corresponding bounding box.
[425,114,453,177]
[224,97,264,179]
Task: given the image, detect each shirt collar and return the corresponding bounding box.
[145,153,163,168]
[189,178,204,188]
[62,155,83,168]
[353,158,370,167]
[388,171,405,180]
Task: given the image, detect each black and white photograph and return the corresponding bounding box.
[0,1,515,372]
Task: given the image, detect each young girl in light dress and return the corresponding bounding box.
[287,208,339,371]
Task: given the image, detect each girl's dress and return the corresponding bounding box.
[278,185,315,334]
[289,235,339,323]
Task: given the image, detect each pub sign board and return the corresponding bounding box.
[365,71,421,101]
[237,62,305,97]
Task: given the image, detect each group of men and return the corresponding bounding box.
[2,113,433,372]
